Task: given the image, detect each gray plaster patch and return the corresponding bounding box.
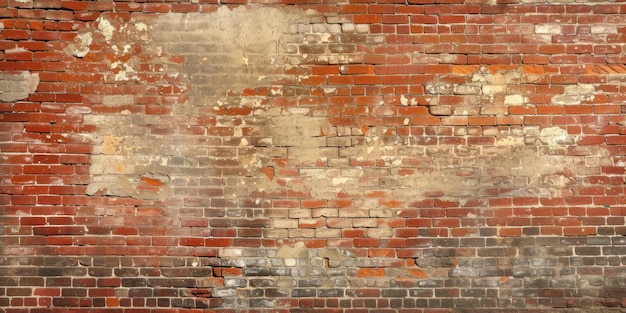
[0,71,40,102]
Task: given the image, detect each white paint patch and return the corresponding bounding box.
[590,25,617,34]
[64,32,94,58]
[323,87,336,94]
[400,95,409,106]
[7,47,28,54]
[97,17,115,43]
[135,23,148,32]
[539,126,570,146]
[218,248,243,258]
[552,84,594,105]
[112,63,136,81]
[564,84,594,95]
[497,136,524,146]
[504,94,525,105]
[331,177,352,185]
[66,106,92,114]
[535,24,561,34]
[74,32,93,57]
[240,97,264,107]
[551,94,579,105]
[355,24,369,33]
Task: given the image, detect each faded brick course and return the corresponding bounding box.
[1,0,626,312]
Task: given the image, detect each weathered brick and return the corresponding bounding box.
[3,1,626,312]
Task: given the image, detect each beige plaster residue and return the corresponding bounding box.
[294,123,590,202]
[276,242,309,259]
[86,7,318,201]
[551,84,595,105]
[152,7,309,107]
[0,71,39,102]
[425,66,526,115]
[64,31,93,58]
[267,115,331,163]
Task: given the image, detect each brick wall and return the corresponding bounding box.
[1,0,626,312]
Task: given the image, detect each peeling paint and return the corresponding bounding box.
[97,16,115,43]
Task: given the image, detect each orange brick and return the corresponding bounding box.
[407,268,429,279]
[358,268,385,277]
[499,227,522,237]
[468,116,496,126]
[368,249,396,258]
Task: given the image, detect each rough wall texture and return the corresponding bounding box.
[1,0,626,312]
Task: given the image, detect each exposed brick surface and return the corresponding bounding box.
[1,0,626,312]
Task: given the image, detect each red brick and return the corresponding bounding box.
[1,29,29,40]
[468,116,496,126]
[33,226,85,235]
[142,3,170,13]
[563,227,597,236]
[354,14,382,24]
[499,227,522,237]
[171,3,200,13]
[382,14,409,24]
[5,48,32,60]
[312,65,340,75]
[205,238,233,247]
